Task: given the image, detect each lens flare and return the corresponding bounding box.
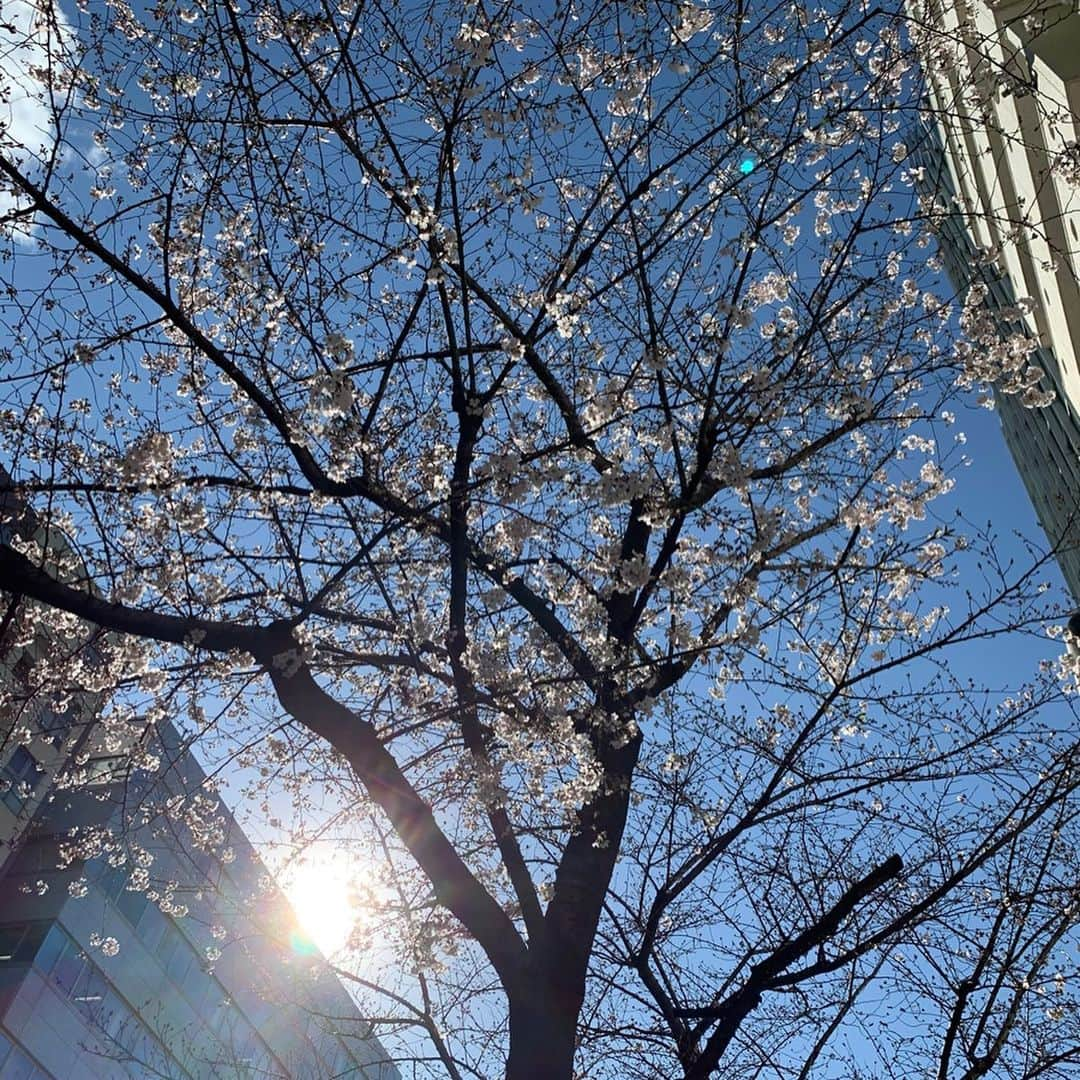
[282,850,358,958]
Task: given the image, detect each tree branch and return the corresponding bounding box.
[265,654,528,986]
[680,854,902,1079]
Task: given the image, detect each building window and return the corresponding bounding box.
[0,749,43,814]
[0,925,25,963]
[137,903,168,953]
[49,937,84,999]
[36,701,71,747]
[10,655,32,687]
[0,1042,47,1080]
[0,924,48,965]
[115,883,149,926]
[33,926,65,975]
[82,755,127,787]
[71,964,108,1014]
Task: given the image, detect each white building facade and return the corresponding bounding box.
[912,0,1080,597]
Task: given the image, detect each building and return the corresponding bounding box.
[0,721,398,1080]
[911,0,1080,598]
[0,496,110,877]
[0,480,397,1078]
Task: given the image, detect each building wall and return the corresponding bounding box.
[0,724,397,1079]
[0,479,397,1078]
[913,0,1080,599]
[0,516,110,879]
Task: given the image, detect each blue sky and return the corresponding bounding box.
[2,1,1079,1072]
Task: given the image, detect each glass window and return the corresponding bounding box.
[157,926,180,971]
[234,1021,258,1061]
[128,1028,153,1073]
[37,704,67,746]
[99,989,130,1046]
[95,863,126,900]
[210,999,233,1038]
[73,964,108,1012]
[0,925,25,961]
[14,923,47,963]
[333,1041,350,1071]
[117,886,149,926]
[181,959,207,1007]
[140,1033,170,1077]
[33,926,65,975]
[52,940,84,998]
[83,756,126,787]
[137,905,167,953]
[0,748,42,814]
[4,1047,36,1080]
[166,941,192,986]
[11,655,32,686]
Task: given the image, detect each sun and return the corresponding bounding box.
[280,849,360,959]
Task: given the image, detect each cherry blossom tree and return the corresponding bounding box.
[1,1,1079,1077]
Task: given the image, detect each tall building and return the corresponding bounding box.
[0,722,398,1080]
[912,0,1080,598]
[0,483,113,878]
[0,480,397,1078]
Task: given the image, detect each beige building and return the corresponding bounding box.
[913,0,1080,597]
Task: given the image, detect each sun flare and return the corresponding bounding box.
[281,850,360,958]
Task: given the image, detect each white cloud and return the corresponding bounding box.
[0,0,75,238]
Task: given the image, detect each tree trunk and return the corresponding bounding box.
[505,975,581,1080]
